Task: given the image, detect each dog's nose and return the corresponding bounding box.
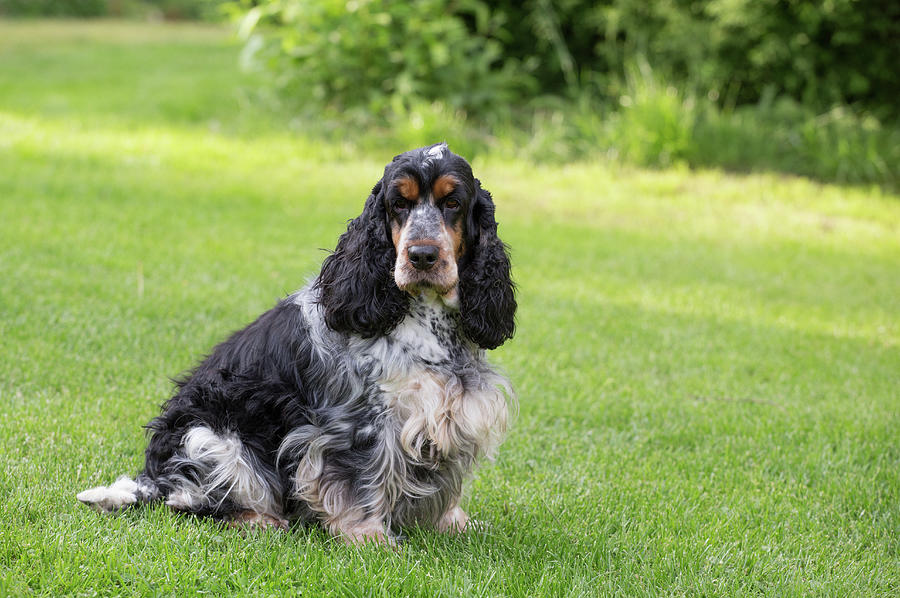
[408,245,439,271]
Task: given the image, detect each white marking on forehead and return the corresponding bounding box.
[422,143,447,166]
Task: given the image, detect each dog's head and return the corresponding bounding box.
[386,143,472,296]
[316,143,516,349]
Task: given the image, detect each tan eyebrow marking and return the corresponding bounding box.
[432,175,458,200]
[395,177,419,200]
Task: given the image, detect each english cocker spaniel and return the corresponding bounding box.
[77,143,516,545]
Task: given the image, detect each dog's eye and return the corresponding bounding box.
[395,199,411,211]
[444,199,460,210]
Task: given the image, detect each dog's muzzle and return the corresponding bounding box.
[394,204,459,294]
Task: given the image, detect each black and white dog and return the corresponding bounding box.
[77,144,516,545]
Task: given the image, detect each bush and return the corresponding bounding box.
[238,0,899,120]
[700,0,900,118]
[495,0,899,118]
[236,0,535,119]
[234,0,898,187]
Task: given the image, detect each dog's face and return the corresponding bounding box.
[383,143,475,297]
[317,143,515,349]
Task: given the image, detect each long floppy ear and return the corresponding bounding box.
[315,180,409,337]
[458,182,516,349]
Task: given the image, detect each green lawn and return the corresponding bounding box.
[1,20,899,597]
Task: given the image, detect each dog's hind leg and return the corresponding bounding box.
[160,426,286,524]
[76,474,158,512]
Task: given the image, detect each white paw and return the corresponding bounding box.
[76,476,138,512]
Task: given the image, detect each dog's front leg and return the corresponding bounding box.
[305,476,394,547]
[327,514,396,547]
[228,511,290,531]
[436,502,469,534]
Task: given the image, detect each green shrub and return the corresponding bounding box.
[701,0,900,118]
[491,0,899,118]
[237,0,899,120]
[236,0,535,119]
[610,59,698,167]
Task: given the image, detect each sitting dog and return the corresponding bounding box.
[77,143,516,545]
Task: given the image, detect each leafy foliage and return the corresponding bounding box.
[702,0,900,116]
[481,0,900,117]
[236,0,535,119]
[238,0,899,120]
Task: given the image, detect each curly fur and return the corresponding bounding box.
[459,184,517,350]
[316,180,410,338]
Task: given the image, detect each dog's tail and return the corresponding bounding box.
[76,473,159,512]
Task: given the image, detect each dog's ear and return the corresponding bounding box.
[458,182,516,349]
[316,179,409,337]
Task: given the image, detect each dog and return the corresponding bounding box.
[77,143,516,545]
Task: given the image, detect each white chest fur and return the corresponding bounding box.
[371,297,512,465]
[382,366,509,464]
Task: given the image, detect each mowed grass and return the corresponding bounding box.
[1,19,899,597]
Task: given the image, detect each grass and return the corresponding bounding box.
[1,19,899,597]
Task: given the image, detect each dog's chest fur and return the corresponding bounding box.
[349,295,510,524]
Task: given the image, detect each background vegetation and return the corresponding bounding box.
[3,0,896,185]
[237,0,900,116]
[230,0,899,185]
[0,0,223,20]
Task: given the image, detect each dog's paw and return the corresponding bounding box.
[228,511,290,531]
[437,506,469,534]
[76,476,138,512]
[335,521,400,549]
